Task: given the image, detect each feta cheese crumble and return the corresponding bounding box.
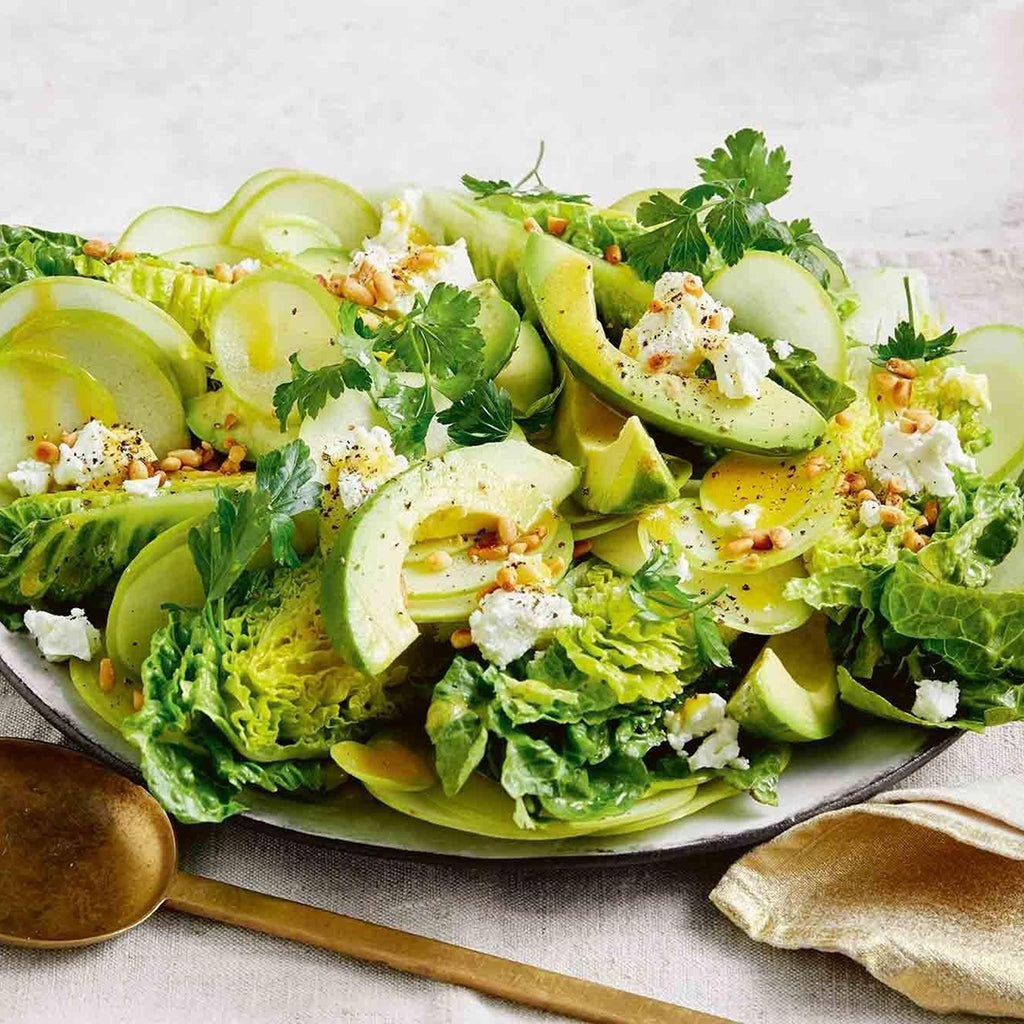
[664,693,749,770]
[468,589,582,668]
[122,474,165,498]
[7,459,53,496]
[911,678,960,723]
[941,365,991,411]
[349,191,477,314]
[52,421,156,489]
[714,503,762,534]
[773,338,794,359]
[232,257,262,276]
[620,272,773,399]
[318,425,409,513]
[674,553,692,583]
[866,419,975,498]
[23,608,101,662]
[858,498,884,528]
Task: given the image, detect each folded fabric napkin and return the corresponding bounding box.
[711,776,1024,1018]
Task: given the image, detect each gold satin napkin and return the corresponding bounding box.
[711,776,1024,1018]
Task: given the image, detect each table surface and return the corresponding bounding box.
[3,3,1024,1022]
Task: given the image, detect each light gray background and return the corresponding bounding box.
[2,2,1023,1023]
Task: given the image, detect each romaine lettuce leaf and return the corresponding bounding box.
[0,225,83,293]
[836,667,984,732]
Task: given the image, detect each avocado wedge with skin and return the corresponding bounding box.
[523,233,826,455]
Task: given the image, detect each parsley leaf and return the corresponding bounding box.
[461,142,590,204]
[188,440,321,628]
[768,341,856,419]
[696,127,791,204]
[376,379,436,458]
[702,184,768,266]
[870,276,960,364]
[630,189,712,281]
[628,546,733,669]
[437,379,513,446]
[272,353,373,430]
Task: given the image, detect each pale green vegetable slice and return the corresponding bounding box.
[955,323,1024,481]
[257,214,342,255]
[188,387,297,457]
[69,639,138,731]
[209,266,340,413]
[331,734,437,793]
[289,248,352,279]
[0,276,208,399]
[228,174,379,254]
[493,321,554,412]
[0,350,117,497]
[160,243,258,266]
[707,250,846,379]
[843,267,934,347]
[5,310,190,454]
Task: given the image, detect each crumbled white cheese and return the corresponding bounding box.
[675,553,692,583]
[858,499,884,528]
[469,589,582,668]
[318,425,408,513]
[349,191,477,314]
[773,338,794,359]
[911,678,960,722]
[7,459,53,496]
[866,419,975,498]
[714,503,762,534]
[122,474,164,498]
[664,693,749,770]
[232,257,262,276]
[620,272,773,399]
[52,421,155,489]
[941,365,991,411]
[23,608,101,662]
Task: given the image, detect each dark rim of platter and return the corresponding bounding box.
[1,652,961,869]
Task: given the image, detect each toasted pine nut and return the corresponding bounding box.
[545,556,566,577]
[496,515,517,546]
[546,215,569,237]
[903,530,928,553]
[480,544,510,561]
[573,539,593,559]
[159,456,182,473]
[741,553,762,570]
[168,448,203,468]
[603,244,622,265]
[886,357,918,379]
[769,526,792,550]
[723,536,755,557]
[892,378,912,408]
[509,541,528,555]
[885,478,906,497]
[904,408,937,433]
[534,525,548,541]
[450,628,474,650]
[857,488,877,504]
[834,410,852,427]
[924,499,939,526]
[107,248,135,263]
[522,217,542,234]
[131,688,144,711]
[495,566,518,590]
[61,430,78,446]
[213,262,233,283]
[222,413,239,430]
[98,658,116,694]
[845,472,867,493]
[802,455,828,479]
[154,471,167,486]
[191,266,207,277]
[128,459,149,480]
[231,266,251,283]
[314,273,329,290]
[476,582,501,600]
[34,440,59,464]
[339,275,375,307]
[750,530,773,551]
[227,444,247,465]
[875,372,898,393]
[372,270,396,305]
[354,260,375,285]
[648,299,666,313]
[836,478,851,496]
[82,239,111,259]
[879,506,904,527]
[899,417,918,434]
[682,272,703,296]
[520,533,542,552]
[423,550,453,572]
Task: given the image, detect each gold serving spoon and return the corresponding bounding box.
[0,738,733,1024]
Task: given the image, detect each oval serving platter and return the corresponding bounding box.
[1,626,957,864]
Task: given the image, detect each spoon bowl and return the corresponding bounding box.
[0,738,176,947]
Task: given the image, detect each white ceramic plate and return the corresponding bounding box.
[1,626,956,863]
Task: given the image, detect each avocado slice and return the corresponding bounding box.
[331,733,437,793]
[321,440,580,675]
[522,233,826,455]
[727,616,841,742]
[188,387,297,456]
[554,369,679,514]
[494,321,554,413]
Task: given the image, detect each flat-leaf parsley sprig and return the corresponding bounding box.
[870,276,960,365]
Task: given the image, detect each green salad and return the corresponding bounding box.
[3,129,1023,838]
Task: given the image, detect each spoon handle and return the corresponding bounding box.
[166,872,731,1024]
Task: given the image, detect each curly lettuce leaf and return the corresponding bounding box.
[650,743,790,806]
[0,225,83,293]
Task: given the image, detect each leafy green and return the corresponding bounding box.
[836,667,983,732]
[375,378,436,458]
[513,366,564,435]
[650,742,790,806]
[780,218,844,289]
[871,277,960,364]
[461,142,590,204]
[696,128,791,204]
[767,341,856,419]
[272,353,373,430]
[436,379,513,446]
[702,185,768,266]
[0,224,83,293]
[630,188,714,280]
[628,546,732,669]
[122,565,404,823]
